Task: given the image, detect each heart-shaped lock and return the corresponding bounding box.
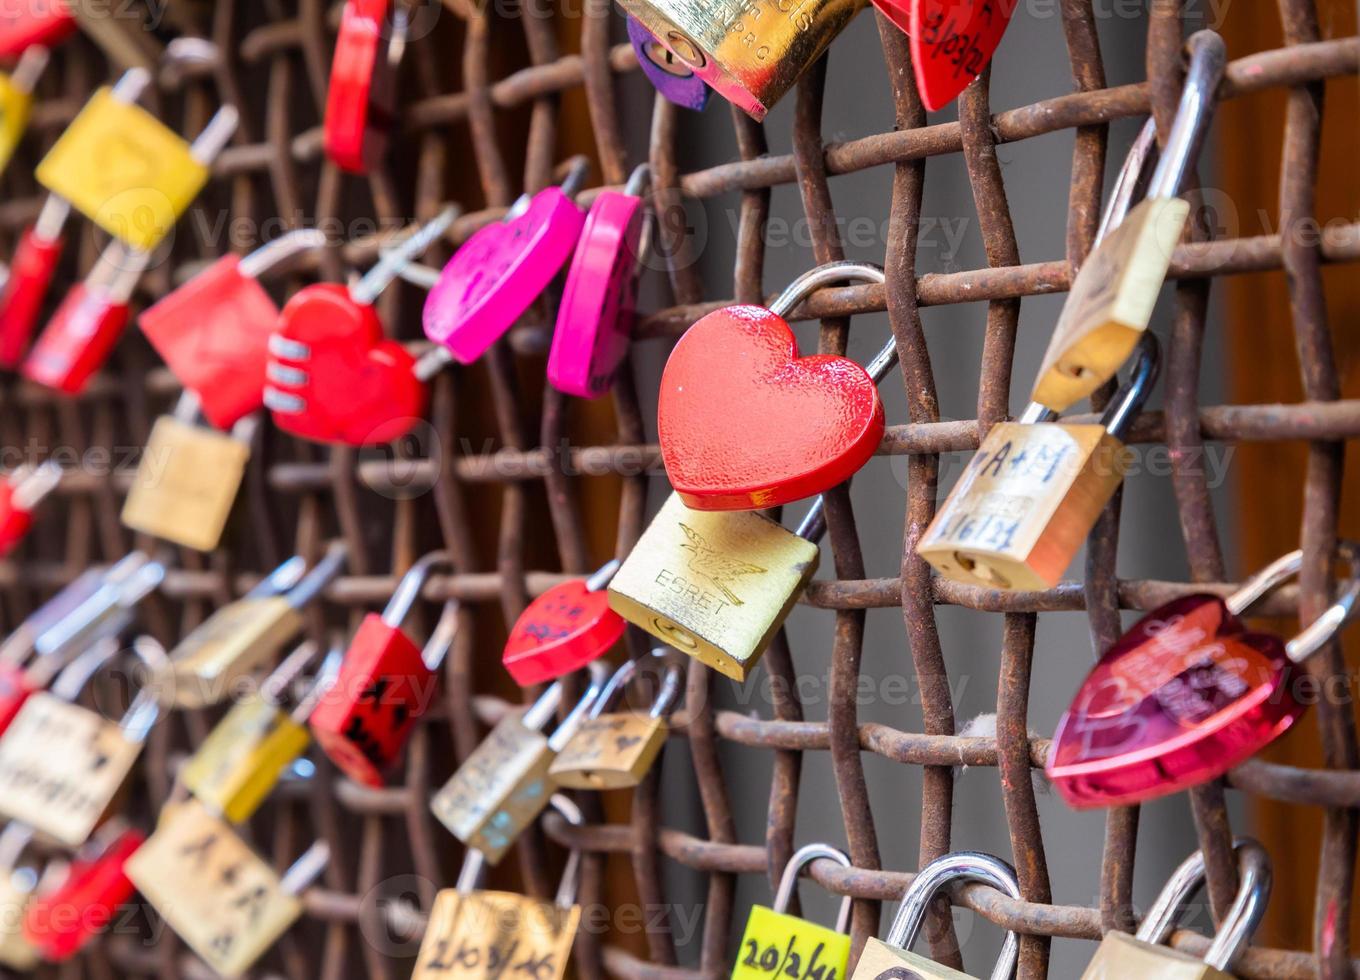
[324,0,401,174]
[503,561,626,686]
[659,263,891,511]
[423,163,588,364]
[874,0,1016,111]
[548,164,649,399]
[626,16,709,112]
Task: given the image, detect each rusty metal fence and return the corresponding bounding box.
[0,0,1358,977]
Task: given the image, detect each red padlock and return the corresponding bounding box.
[22,824,143,962]
[0,0,74,57]
[503,559,626,686]
[323,0,404,174]
[310,552,458,787]
[0,460,60,557]
[138,229,327,430]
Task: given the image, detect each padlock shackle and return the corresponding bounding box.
[586,558,621,592]
[559,155,591,201]
[547,660,610,751]
[1144,31,1227,202]
[1224,540,1360,664]
[420,601,461,672]
[623,163,651,199]
[351,205,459,307]
[244,554,309,601]
[0,821,36,874]
[292,645,345,723]
[769,260,885,321]
[588,649,682,720]
[187,104,240,166]
[118,635,171,743]
[885,851,1021,980]
[381,551,453,627]
[280,840,331,897]
[33,552,164,663]
[771,843,853,935]
[238,228,330,280]
[10,459,62,511]
[50,633,166,721]
[522,680,566,731]
[1093,117,1158,246]
[1097,333,1160,442]
[456,847,487,894]
[547,793,584,908]
[284,540,348,609]
[11,45,50,94]
[261,639,323,706]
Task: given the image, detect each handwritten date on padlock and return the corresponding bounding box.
[905,0,1016,112]
[658,306,884,511]
[733,906,851,980]
[503,579,625,686]
[414,890,580,980]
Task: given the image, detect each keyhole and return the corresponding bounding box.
[646,40,694,79]
[664,30,706,69]
[953,552,1011,590]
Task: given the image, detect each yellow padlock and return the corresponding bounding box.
[0,47,48,176]
[732,844,853,980]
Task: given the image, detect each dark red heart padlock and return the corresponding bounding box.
[22,825,143,962]
[659,262,896,512]
[311,552,459,788]
[1047,543,1360,809]
[323,0,402,174]
[0,0,75,57]
[873,0,1017,111]
[503,560,626,686]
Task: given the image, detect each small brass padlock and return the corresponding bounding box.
[414,795,584,980]
[851,851,1021,980]
[430,665,606,864]
[162,543,345,708]
[0,636,168,846]
[126,798,329,979]
[548,649,682,790]
[917,336,1159,592]
[1031,32,1224,412]
[0,823,44,970]
[1081,839,1270,979]
[733,843,853,980]
[121,391,255,552]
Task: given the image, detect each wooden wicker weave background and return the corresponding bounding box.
[0,0,1358,977]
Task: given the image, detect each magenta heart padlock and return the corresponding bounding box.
[547,164,650,399]
[627,16,710,112]
[423,161,588,364]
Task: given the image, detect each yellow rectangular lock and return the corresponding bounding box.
[0,48,45,176]
[734,846,853,980]
[607,493,821,682]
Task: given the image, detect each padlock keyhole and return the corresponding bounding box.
[646,41,694,78]
[953,552,1011,590]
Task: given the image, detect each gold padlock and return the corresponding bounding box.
[414,795,584,980]
[161,542,345,709]
[851,851,1020,980]
[179,639,340,823]
[0,823,43,970]
[1081,839,1270,979]
[548,649,682,790]
[121,392,254,553]
[126,797,329,979]
[430,665,606,864]
[732,843,853,980]
[1031,32,1224,413]
[0,636,169,846]
[917,336,1159,592]
[0,47,48,176]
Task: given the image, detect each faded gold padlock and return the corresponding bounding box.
[917,336,1159,592]
[414,795,584,980]
[548,649,682,790]
[126,797,329,979]
[1031,32,1224,413]
[0,636,168,846]
[733,843,853,980]
[852,851,1020,980]
[430,664,606,864]
[161,542,345,708]
[1082,839,1270,979]
[180,639,340,823]
[0,823,44,971]
[120,392,255,552]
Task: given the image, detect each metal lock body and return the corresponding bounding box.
[1081,839,1270,979]
[733,844,853,980]
[0,461,61,558]
[0,47,48,175]
[853,852,1020,980]
[162,545,344,709]
[431,668,605,864]
[311,552,460,787]
[125,798,329,978]
[502,559,626,685]
[0,637,167,846]
[607,492,822,682]
[1031,32,1225,413]
[617,0,864,120]
[917,336,1159,592]
[548,650,681,789]
[324,0,403,174]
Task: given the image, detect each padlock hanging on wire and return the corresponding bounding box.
[0,460,61,558]
[871,0,1019,112]
[324,0,407,174]
[626,16,709,112]
[731,843,854,980]
[0,45,50,176]
[502,558,626,686]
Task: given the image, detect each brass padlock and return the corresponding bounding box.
[917,335,1159,592]
[852,851,1020,980]
[414,795,584,980]
[120,391,255,552]
[161,542,345,708]
[125,798,329,979]
[180,639,340,823]
[0,636,168,846]
[1081,839,1270,979]
[0,823,44,970]
[732,843,853,980]
[430,665,606,864]
[548,649,682,790]
[1031,32,1224,413]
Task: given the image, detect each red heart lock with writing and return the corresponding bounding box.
[267,283,425,446]
[873,0,1016,111]
[658,305,885,511]
[503,575,625,686]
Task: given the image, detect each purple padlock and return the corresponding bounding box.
[627,16,710,112]
[423,160,588,364]
[548,165,650,400]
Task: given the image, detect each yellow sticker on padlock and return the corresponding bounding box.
[0,74,33,176]
[732,906,852,980]
[36,87,208,251]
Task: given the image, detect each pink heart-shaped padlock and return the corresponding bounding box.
[422,188,585,364]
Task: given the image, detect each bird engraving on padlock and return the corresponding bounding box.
[628,16,710,111]
[1031,32,1225,413]
[733,844,853,980]
[126,798,329,979]
[607,493,823,682]
[324,0,403,174]
[917,336,1159,592]
[1080,840,1270,979]
[851,852,1021,980]
[502,559,626,685]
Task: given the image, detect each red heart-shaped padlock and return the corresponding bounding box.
[658,306,885,511]
[873,0,1015,112]
[503,579,625,686]
[267,283,426,446]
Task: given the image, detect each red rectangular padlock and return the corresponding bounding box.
[0,0,74,57]
[0,223,65,368]
[21,263,135,394]
[0,462,60,557]
[22,825,143,962]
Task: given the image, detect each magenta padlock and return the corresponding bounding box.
[423,160,588,364]
[548,164,650,399]
[627,16,710,111]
